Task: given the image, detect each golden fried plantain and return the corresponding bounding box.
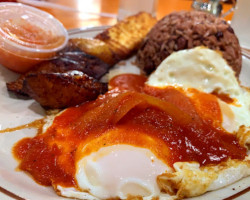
[95,12,157,60]
[24,71,108,109]
[69,38,118,65]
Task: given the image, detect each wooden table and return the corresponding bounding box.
[34,0,233,29]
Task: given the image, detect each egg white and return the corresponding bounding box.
[75,144,171,199]
[147,47,250,134]
[157,156,250,198]
[54,143,173,200]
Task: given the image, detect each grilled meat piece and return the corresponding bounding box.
[7,44,110,96]
[24,71,108,109]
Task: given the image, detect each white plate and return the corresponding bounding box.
[0,26,249,200]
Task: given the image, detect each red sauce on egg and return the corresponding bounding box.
[109,73,147,92]
[211,90,235,104]
[13,74,247,187]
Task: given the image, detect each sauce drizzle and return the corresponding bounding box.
[0,119,44,134]
[11,74,247,188]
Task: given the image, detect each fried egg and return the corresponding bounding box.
[56,145,170,199]
[14,47,250,200]
[55,47,249,200]
[75,145,169,199]
[52,124,173,199]
[147,47,250,134]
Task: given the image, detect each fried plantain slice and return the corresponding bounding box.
[95,12,157,60]
[6,75,29,96]
[69,38,118,65]
[7,44,110,96]
[24,71,108,109]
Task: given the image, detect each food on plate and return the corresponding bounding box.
[7,43,109,108]
[147,47,250,133]
[13,90,249,199]
[69,38,117,65]
[0,3,68,73]
[12,47,250,199]
[6,74,28,96]
[136,11,242,76]
[61,12,156,68]
[145,47,250,198]
[6,12,156,109]
[24,71,107,109]
[95,12,157,60]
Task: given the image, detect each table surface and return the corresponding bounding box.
[36,0,233,29]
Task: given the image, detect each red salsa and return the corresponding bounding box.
[13,74,247,187]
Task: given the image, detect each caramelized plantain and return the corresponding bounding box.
[24,71,108,109]
[95,12,157,60]
[52,43,111,80]
[7,44,110,96]
[6,75,28,96]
